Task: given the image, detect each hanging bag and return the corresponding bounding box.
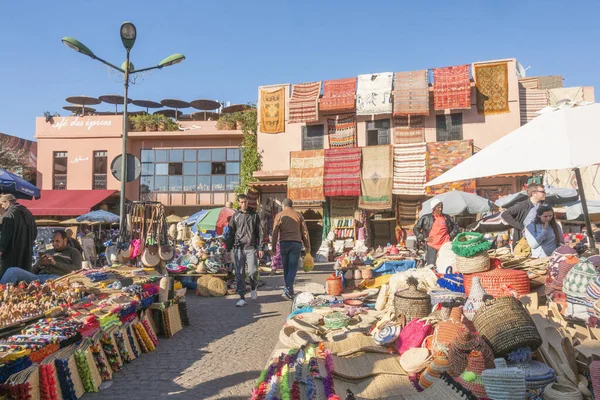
[158,206,174,261]
[141,206,160,268]
[437,266,465,293]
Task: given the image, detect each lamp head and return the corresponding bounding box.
[120,22,137,50]
[158,54,185,68]
[61,37,95,58]
[121,61,135,72]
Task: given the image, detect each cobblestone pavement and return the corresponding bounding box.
[86,265,331,400]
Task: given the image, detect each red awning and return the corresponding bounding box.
[18,190,117,216]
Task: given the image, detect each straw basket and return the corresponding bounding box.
[464,267,530,297]
[207,277,227,297]
[481,358,526,400]
[393,278,431,320]
[162,304,183,338]
[326,275,343,296]
[456,252,491,274]
[196,275,211,297]
[429,290,465,307]
[473,297,542,356]
[542,383,583,400]
[324,312,350,330]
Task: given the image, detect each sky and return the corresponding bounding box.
[0,0,598,140]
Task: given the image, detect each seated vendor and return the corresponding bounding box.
[0,230,82,284]
[524,205,564,258]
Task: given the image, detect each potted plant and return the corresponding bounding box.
[216,114,237,130]
[130,115,146,132]
[155,114,167,131]
[145,114,158,131]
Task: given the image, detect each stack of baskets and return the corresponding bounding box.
[394,277,432,321]
[452,232,492,274]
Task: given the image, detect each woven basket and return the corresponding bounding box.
[542,383,583,400]
[429,290,465,307]
[327,275,343,296]
[394,278,432,320]
[507,348,556,391]
[399,347,431,373]
[463,277,488,321]
[448,326,495,375]
[324,312,350,329]
[481,358,526,400]
[432,307,466,354]
[162,304,183,338]
[464,267,530,298]
[196,275,211,297]
[456,251,491,274]
[473,297,542,356]
[207,277,227,297]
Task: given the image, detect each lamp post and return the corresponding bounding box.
[62,22,185,233]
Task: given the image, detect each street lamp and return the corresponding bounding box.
[62,22,185,234]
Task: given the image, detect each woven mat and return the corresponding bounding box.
[288,150,325,202]
[334,375,416,399]
[324,147,361,197]
[426,140,475,195]
[322,334,378,355]
[519,84,549,125]
[433,65,471,110]
[356,73,393,115]
[289,81,321,123]
[328,116,357,148]
[475,62,509,115]
[330,197,358,219]
[536,75,563,90]
[259,86,285,134]
[393,70,430,116]
[320,352,406,380]
[319,77,356,113]
[393,115,425,144]
[392,144,427,196]
[359,145,393,210]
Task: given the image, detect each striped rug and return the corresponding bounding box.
[519,84,549,125]
[288,81,321,123]
[324,147,361,197]
[393,70,430,116]
[392,143,427,196]
[397,199,421,227]
[319,77,356,114]
[393,115,425,144]
[328,116,357,148]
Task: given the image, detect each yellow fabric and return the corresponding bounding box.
[360,274,393,289]
[260,87,285,134]
[514,237,531,257]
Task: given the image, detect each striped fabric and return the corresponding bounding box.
[392,143,427,196]
[393,115,425,144]
[328,116,357,148]
[433,65,472,110]
[323,148,361,197]
[319,77,356,114]
[519,84,549,125]
[288,81,321,123]
[393,70,430,116]
[397,199,421,227]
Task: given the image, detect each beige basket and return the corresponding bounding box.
[456,251,491,274]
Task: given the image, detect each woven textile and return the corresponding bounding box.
[288,150,325,202]
[393,115,425,144]
[319,77,356,113]
[475,62,509,115]
[519,77,540,89]
[327,116,357,148]
[393,70,430,116]
[426,140,475,195]
[359,145,393,210]
[259,87,285,133]
[356,72,393,116]
[434,65,471,110]
[330,197,357,219]
[519,85,549,125]
[536,75,563,90]
[397,198,421,226]
[548,87,584,105]
[288,81,321,123]
[324,147,361,197]
[392,143,427,195]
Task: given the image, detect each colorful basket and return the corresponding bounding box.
[394,278,432,321]
[507,347,556,391]
[463,267,530,298]
[324,312,350,330]
[448,326,495,375]
[436,267,465,293]
[463,277,488,321]
[432,307,466,354]
[481,358,526,400]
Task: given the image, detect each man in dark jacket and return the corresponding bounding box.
[0,194,37,277]
[501,184,546,246]
[414,199,460,266]
[226,194,263,307]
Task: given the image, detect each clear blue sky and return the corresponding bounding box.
[1,0,598,140]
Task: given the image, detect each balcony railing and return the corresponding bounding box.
[53,175,67,190]
[93,174,107,190]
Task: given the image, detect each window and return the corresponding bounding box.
[169,149,183,162]
[227,148,240,161]
[93,151,108,190]
[366,119,390,146]
[436,113,463,141]
[302,125,324,150]
[212,149,226,161]
[184,150,196,161]
[211,162,226,175]
[168,162,183,175]
[198,149,211,161]
[53,151,68,190]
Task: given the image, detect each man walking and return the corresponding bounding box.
[0,194,37,277]
[501,183,546,246]
[414,199,460,266]
[271,198,311,300]
[226,194,263,307]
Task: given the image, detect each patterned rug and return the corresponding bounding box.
[397,198,421,227]
[426,140,476,195]
[393,70,430,116]
[319,77,357,114]
[324,147,361,197]
[288,81,321,123]
[433,65,471,110]
[475,62,509,115]
[536,75,563,90]
[393,115,425,144]
[259,86,285,134]
[392,143,427,195]
[328,116,357,148]
[288,150,325,202]
[548,87,583,105]
[519,84,549,125]
[330,197,358,219]
[356,73,393,116]
[359,145,393,210]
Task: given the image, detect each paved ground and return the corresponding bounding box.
[86,264,331,400]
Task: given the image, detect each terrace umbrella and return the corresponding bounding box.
[165,214,183,224]
[495,186,579,208]
[195,207,235,235]
[76,210,120,224]
[419,190,492,217]
[184,210,209,226]
[425,102,600,249]
[562,200,600,220]
[0,168,40,199]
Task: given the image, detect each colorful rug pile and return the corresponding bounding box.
[356,72,393,115]
[327,116,357,148]
[475,62,510,115]
[324,147,361,197]
[288,150,325,202]
[426,140,476,195]
[433,65,471,110]
[259,86,286,134]
[330,197,358,219]
[359,145,393,210]
[393,115,425,144]
[288,81,321,123]
[519,84,549,125]
[319,77,356,114]
[392,143,427,196]
[393,70,430,116]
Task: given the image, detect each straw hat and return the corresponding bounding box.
[448,326,495,376]
[454,350,487,399]
[481,358,526,400]
[563,258,599,299]
[419,352,454,389]
[399,347,431,373]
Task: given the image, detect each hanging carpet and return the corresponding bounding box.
[359,145,393,210]
[330,197,358,219]
[356,72,394,116]
[328,116,357,148]
[393,69,430,116]
[393,115,425,144]
[288,150,325,202]
[433,64,471,110]
[259,86,286,133]
[392,143,427,196]
[288,81,321,123]
[426,140,475,195]
[319,77,357,114]
[475,62,510,115]
[519,85,549,125]
[324,147,361,197]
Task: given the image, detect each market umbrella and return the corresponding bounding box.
[419,190,492,217]
[76,210,120,224]
[99,94,133,114]
[166,214,183,224]
[132,99,163,113]
[65,95,101,115]
[468,213,511,233]
[184,210,208,226]
[562,200,600,220]
[495,186,579,208]
[59,218,80,225]
[195,207,235,235]
[215,207,236,234]
[425,102,600,248]
[0,168,40,199]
